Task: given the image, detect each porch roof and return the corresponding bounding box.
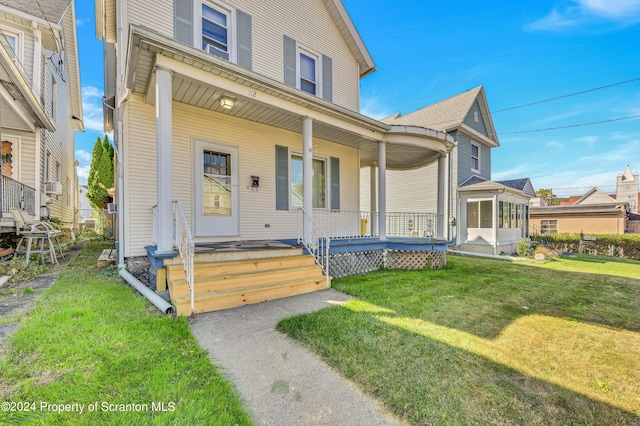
[124,25,454,170]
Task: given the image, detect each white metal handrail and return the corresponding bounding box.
[297,208,330,287]
[312,209,379,239]
[174,201,195,315]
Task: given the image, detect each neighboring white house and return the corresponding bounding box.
[95,0,454,265]
[0,0,83,229]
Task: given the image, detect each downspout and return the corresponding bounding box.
[119,269,173,314]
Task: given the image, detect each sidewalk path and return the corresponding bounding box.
[190,289,402,426]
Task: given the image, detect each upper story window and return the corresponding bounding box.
[0,28,21,63]
[174,0,252,69]
[298,48,319,96]
[284,36,332,102]
[471,143,480,172]
[201,3,231,60]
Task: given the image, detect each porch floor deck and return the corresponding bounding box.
[194,240,299,253]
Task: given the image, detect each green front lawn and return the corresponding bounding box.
[0,241,251,425]
[278,254,640,425]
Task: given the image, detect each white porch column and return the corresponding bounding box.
[302,117,313,244]
[437,155,446,239]
[378,142,387,240]
[369,164,377,236]
[493,194,499,255]
[155,66,174,254]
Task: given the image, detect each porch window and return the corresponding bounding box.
[541,219,557,234]
[471,143,479,172]
[202,3,230,60]
[203,150,232,216]
[290,155,326,209]
[467,200,492,229]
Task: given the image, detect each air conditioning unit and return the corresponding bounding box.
[107,203,118,214]
[45,181,62,195]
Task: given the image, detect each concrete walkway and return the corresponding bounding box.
[190,289,402,426]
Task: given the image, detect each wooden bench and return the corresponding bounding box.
[579,233,597,253]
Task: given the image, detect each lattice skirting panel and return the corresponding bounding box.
[386,249,447,270]
[326,249,447,278]
[325,250,385,278]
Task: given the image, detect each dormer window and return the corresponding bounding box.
[201,4,230,60]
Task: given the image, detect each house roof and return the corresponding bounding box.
[323,0,376,77]
[560,195,582,206]
[530,203,626,216]
[458,178,535,199]
[0,0,70,23]
[459,175,489,187]
[574,187,616,205]
[496,178,536,196]
[382,86,499,147]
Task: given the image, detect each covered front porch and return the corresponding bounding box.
[125,26,454,314]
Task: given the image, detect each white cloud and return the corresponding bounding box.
[528,0,640,31]
[76,149,92,163]
[76,18,89,27]
[77,164,90,186]
[360,96,395,120]
[82,86,106,133]
[581,0,640,19]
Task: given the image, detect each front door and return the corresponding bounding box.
[194,140,239,237]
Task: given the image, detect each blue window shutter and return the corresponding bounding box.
[284,35,297,88]
[237,10,252,69]
[174,0,193,45]
[330,157,340,210]
[322,55,332,102]
[276,145,289,210]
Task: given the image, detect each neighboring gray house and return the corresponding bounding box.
[362,86,498,240]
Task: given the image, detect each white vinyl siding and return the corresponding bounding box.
[126,0,360,111]
[42,56,76,226]
[361,163,440,214]
[123,95,360,256]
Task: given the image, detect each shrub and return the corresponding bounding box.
[516,239,531,257]
[530,233,640,260]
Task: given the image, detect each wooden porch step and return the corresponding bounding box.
[171,276,327,315]
[163,247,304,267]
[169,264,323,297]
[166,254,316,282]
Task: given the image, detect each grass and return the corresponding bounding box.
[277,253,640,425]
[0,241,251,425]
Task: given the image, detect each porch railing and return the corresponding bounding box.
[312,209,379,239]
[311,209,439,239]
[2,176,36,216]
[174,201,195,316]
[387,212,438,238]
[297,208,330,287]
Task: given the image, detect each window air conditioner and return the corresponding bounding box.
[45,181,62,195]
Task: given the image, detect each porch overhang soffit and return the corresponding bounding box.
[125,25,451,170]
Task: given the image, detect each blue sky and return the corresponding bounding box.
[74,0,640,198]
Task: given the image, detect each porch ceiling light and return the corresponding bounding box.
[219,95,236,110]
